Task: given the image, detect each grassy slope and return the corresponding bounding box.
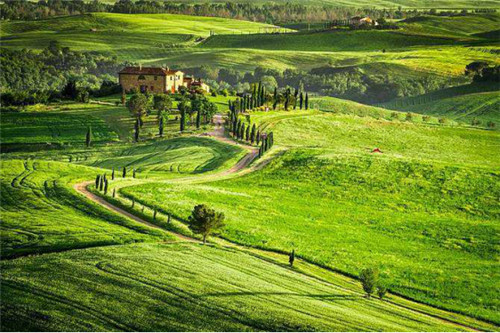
[384,90,500,124]
[1,242,487,332]
[122,103,500,324]
[0,159,172,259]
[200,30,459,52]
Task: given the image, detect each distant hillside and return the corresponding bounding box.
[381,83,500,126]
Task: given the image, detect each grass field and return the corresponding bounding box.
[2,241,489,332]
[121,100,500,324]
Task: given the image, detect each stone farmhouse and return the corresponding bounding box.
[118,66,209,94]
[349,16,378,26]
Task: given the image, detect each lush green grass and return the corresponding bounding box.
[122,102,500,324]
[381,86,500,126]
[1,241,486,332]
[200,30,459,52]
[0,13,288,60]
[399,13,500,39]
[0,159,172,259]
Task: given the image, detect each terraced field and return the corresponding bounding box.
[121,101,500,324]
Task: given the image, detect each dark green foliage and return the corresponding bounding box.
[104,179,108,195]
[256,130,261,145]
[134,118,140,142]
[360,268,379,298]
[111,168,115,180]
[112,188,116,198]
[377,285,388,300]
[188,204,225,244]
[300,92,304,109]
[132,199,135,208]
[153,208,157,221]
[128,94,150,124]
[99,175,104,192]
[245,124,250,141]
[122,167,127,178]
[85,126,92,148]
[250,124,256,144]
[153,94,172,113]
[289,249,295,267]
[305,93,309,110]
[178,99,190,132]
[133,168,136,179]
[159,114,165,137]
[95,174,100,189]
[294,88,299,110]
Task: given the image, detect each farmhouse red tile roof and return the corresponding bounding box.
[118,67,181,75]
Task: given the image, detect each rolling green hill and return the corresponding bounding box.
[2,242,487,332]
[200,30,458,52]
[121,101,500,324]
[381,84,500,125]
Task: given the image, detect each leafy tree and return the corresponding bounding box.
[153,94,172,113]
[360,268,379,298]
[85,126,92,148]
[465,61,488,76]
[127,93,149,123]
[188,204,225,244]
[289,249,295,267]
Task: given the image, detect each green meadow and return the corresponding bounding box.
[121,103,500,324]
[1,7,500,332]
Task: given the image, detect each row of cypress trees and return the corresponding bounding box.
[229,82,309,113]
[95,167,137,195]
[258,132,273,158]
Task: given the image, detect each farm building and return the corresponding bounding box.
[349,16,378,26]
[119,66,210,94]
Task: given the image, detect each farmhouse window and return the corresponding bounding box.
[138,75,146,80]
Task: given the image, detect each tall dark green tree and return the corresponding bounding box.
[104,179,108,195]
[134,117,140,142]
[300,92,304,110]
[294,88,299,110]
[178,99,190,132]
[99,175,104,191]
[85,126,92,147]
[122,167,127,178]
[111,167,115,180]
[256,130,261,145]
[273,87,278,110]
[196,109,201,128]
[305,92,309,110]
[360,268,379,298]
[289,249,295,267]
[95,174,100,188]
[245,124,250,141]
[250,124,256,144]
[158,113,165,137]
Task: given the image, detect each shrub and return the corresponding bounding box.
[377,286,387,299]
[360,268,379,298]
[438,117,447,124]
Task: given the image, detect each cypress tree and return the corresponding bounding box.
[258,145,262,158]
[85,126,92,147]
[159,114,164,137]
[153,208,157,221]
[104,179,108,195]
[273,87,278,110]
[256,130,261,145]
[233,117,238,136]
[250,124,256,144]
[239,123,245,140]
[133,168,136,178]
[294,89,298,110]
[263,135,268,151]
[111,167,115,180]
[245,124,250,141]
[134,117,140,142]
[95,174,100,188]
[289,249,295,267]
[122,167,126,178]
[112,188,116,198]
[196,109,201,129]
[180,108,186,132]
[167,213,171,224]
[300,92,304,110]
[305,93,309,110]
[131,199,135,208]
[261,86,265,106]
[99,175,104,191]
